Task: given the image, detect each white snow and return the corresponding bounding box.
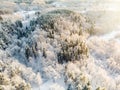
[100,29,120,40]
[40,78,66,90]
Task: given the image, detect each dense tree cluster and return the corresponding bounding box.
[0,17,38,49]
[35,9,91,64]
[58,40,89,64]
[0,61,31,90]
[64,63,106,90]
[25,42,38,60]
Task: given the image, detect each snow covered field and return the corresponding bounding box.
[0,0,120,90]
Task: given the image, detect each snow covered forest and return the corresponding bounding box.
[0,0,120,90]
